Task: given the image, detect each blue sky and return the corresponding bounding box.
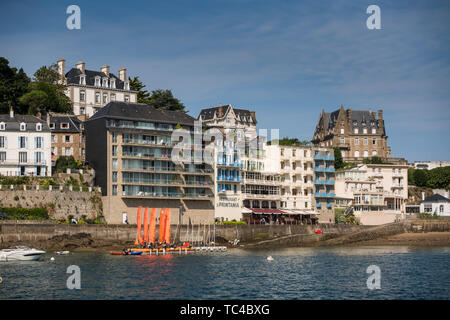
[1,0,449,162]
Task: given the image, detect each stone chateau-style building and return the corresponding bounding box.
[312,105,391,162]
[57,58,138,118]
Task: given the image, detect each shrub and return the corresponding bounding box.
[0,207,49,220]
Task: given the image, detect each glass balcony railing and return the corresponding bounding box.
[314,167,335,172]
[314,179,335,185]
[313,154,335,161]
[314,192,335,198]
[217,176,243,182]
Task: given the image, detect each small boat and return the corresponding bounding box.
[0,246,46,261]
[129,247,195,253]
[56,251,70,255]
[110,251,142,256]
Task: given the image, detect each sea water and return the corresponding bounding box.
[0,246,449,299]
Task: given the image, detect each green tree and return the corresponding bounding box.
[413,169,428,187]
[0,57,31,113]
[129,76,150,104]
[268,137,310,146]
[147,89,186,112]
[426,166,450,189]
[363,156,385,164]
[333,147,345,170]
[408,168,416,185]
[19,64,72,115]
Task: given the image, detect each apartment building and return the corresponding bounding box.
[49,114,84,165]
[57,58,138,118]
[0,109,51,176]
[313,148,336,223]
[312,105,391,162]
[85,101,214,224]
[335,163,409,225]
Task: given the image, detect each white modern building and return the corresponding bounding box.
[0,109,52,176]
[420,193,450,216]
[335,164,409,225]
[413,161,450,170]
[57,58,138,118]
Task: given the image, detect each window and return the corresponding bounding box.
[80,107,85,114]
[372,150,377,156]
[440,205,444,213]
[112,185,117,196]
[103,93,108,104]
[0,151,5,162]
[51,147,57,156]
[372,128,376,134]
[64,135,72,143]
[61,123,69,129]
[363,128,368,134]
[64,147,72,156]
[51,135,57,143]
[19,136,26,148]
[364,138,368,145]
[80,90,85,102]
[95,76,101,87]
[355,138,359,145]
[354,128,359,134]
[110,93,116,101]
[110,78,116,89]
[0,122,5,130]
[112,159,118,169]
[372,138,376,145]
[354,150,360,157]
[49,123,55,129]
[112,172,118,183]
[124,95,129,102]
[19,152,27,163]
[20,123,26,131]
[102,77,108,87]
[340,128,344,134]
[95,92,100,103]
[35,152,42,164]
[340,137,345,144]
[0,136,5,148]
[36,123,42,131]
[35,137,42,149]
[363,150,368,158]
[79,74,86,85]
[112,145,117,156]
[124,81,130,90]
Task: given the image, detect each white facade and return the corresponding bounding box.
[335,164,409,225]
[413,161,450,170]
[0,116,51,177]
[420,193,450,216]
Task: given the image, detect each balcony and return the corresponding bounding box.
[314,192,335,198]
[314,179,335,185]
[217,176,242,182]
[314,167,335,173]
[313,154,335,161]
[216,161,243,168]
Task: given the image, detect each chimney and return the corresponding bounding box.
[421,192,425,201]
[46,112,50,127]
[378,109,383,120]
[9,105,14,118]
[372,111,376,119]
[250,111,256,123]
[218,106,223,118]
[118,67,127,81]
[57,58,66,80]
[100,65,110,77]
[36,111,42,119]
[346,109,352,122]
[76,61,85,73]
[445,191,449,199]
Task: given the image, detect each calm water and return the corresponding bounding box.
[1,246,449,299]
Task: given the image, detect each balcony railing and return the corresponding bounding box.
[314,192,335,198]
[216,161,243,167]
[217,176,243,182]
[314,179,335,185]
[314,167,335,172]
[313,154,335,161]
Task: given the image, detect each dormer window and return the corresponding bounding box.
[372,128,377,134]
[124,80,130,91]
[60,122,69,129]
[110,78,116,89]
[49,123,55,129]
[94,76,101,87]
[36,123,42,131]
[354,128,359,134]
[102,77,108,88]
[363,128,368,134]
[353,120,358,126]
[20,122,26,131]
[0,122,5,130]
[79,74,86,85]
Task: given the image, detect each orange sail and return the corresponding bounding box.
[135,206,142,245]
[158,208,166,243]
[148,208,156,244]
[164,208,171,244]
[143,207,149,245]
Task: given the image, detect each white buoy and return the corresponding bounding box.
[267,256,274,261]
[50,257,55,261]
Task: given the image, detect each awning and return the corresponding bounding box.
[283,209,320,215]
[250,209,286,214]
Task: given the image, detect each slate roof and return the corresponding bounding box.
[320,108,385,134]
[49,115,82,133]
[64,68,136,92]
[421,194,450,203]
[198,105,256,124]
[0,114,50,132]
[87,101,195,126]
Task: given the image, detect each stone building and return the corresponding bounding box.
[48,114,84,165]
[57,58,138,118]
[312,105,391,162]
